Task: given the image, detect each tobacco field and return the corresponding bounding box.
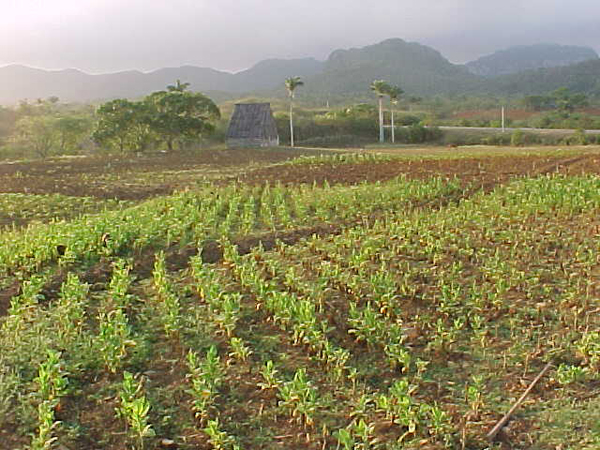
[1,147,600,449]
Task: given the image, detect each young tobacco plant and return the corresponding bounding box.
[97,308,135,373]
[228,337,252,364]
[109,259,134,308]
[186,346,223,421]
[258,360,280,390]
[152,252,181,337]
[31,350,68,450]
[116,371,155,449]
[204,418,241,450]
[277,368,320,427]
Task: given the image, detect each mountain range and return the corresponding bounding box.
[0,39,598,104]
[465,43,598,77]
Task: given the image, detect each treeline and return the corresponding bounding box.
[0,98,94,159]
[488,59,600,97]
[522,87,589,112]
[0,82,221,159]
[436,88,600,131]
[1,84,600,160]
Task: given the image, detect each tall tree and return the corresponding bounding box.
[370,80,390,143]
[92,99,150,153]
[387,85,404,144]
[93,84,220,153]
[144,87,220,151]
[285,76,304,147]
[55,115,93,153]
[550,87,588,114]
[13,115,58,158]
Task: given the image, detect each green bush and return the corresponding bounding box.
[481,134,511,146]
[396,115,422,126]
[276,115,378,146]
[511,130,524,146]
[401,124,442,144]
[562,129,589,146]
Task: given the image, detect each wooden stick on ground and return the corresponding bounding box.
[487,361,553,442]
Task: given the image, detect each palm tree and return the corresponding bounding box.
[285,76,304,147]
[387,85,404,144]
[167,79,190,92]
[370,80,390,143]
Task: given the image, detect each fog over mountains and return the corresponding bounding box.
[465,44,599,77]
[0,39,598,105]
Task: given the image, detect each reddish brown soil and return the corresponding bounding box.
[2,148,600,202]
[0,279,20,316]
[581,107,600,116]
[0,147,329,200]
[238,154,600,189]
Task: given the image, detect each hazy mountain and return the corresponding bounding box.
[233,58,324,92]
[0,64,236,104]
[0,58,324,104]
[489,58,600,95]
[1,39,599,104]
[304,38,483,96]
[466,43,599,77]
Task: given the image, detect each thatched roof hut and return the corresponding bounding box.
[226,103,279,148]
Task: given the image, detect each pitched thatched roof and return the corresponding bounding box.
[226,103,278,140]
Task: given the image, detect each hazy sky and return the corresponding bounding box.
[1,0,599,73]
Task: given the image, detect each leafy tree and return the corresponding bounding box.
[370,80,390,143]
[285,76,304,147]
[0,106,18,144]
[386,85,404,143]
[511,129,524,146]
[551,87,588,113]
[55,116,93,153]
[92,99,152,153]
[13,115,58,158]
[144,87,220,151]
[92,84,220,153]
[522,95,552,111]
[16,98,58,118]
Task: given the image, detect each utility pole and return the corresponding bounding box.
[501,106,506,133]
[378,96,385,143]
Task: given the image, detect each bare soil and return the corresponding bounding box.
[0,147,330,200]
[239,153,600,189]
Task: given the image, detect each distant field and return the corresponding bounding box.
[1,144,600,449]
[452,108,538,121]
[451,107,600,121]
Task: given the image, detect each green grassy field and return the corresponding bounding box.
[1,146,600,449]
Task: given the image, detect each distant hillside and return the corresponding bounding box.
[0,58,324,104]
[489,58,600,95]
[0,65,233,104]
[466,44,599,77]
[305,38,483,97]
[1,39,600,104]
[234,58,324,92]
